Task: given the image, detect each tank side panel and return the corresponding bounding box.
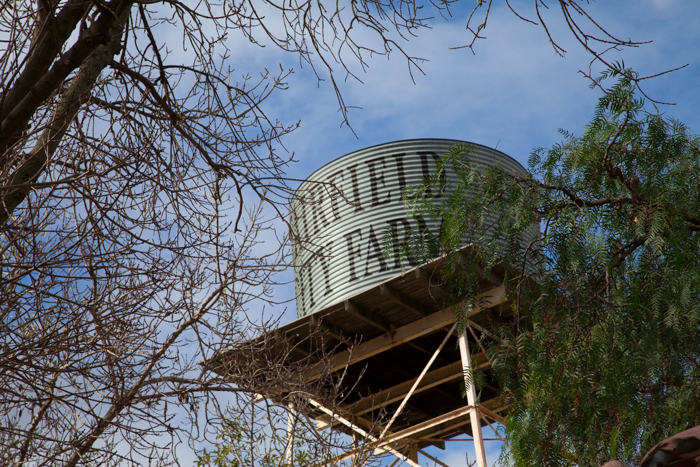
[290,140,532,318]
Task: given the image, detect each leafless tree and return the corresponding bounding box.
[461,0,687,102]
[0,0,442,464]
[0,0,668,465]
[0,1,390,465]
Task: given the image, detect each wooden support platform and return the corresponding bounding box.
[207,254,512,466]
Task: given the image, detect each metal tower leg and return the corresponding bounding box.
[284,402,295,466]
[458,329,488,467]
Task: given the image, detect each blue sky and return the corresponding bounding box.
[220,1,700,465]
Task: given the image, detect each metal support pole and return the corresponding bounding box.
[380,322,457,439]
[284,402,295,466]
[458,329,488,467]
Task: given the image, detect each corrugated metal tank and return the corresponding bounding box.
[290,139,532,318]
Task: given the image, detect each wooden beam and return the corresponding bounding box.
[479,405,507,426]
[457,251,504,288]
[480,414,506,442]
[384,399,508,446]
[346,298,449,362]
[287,334,311,358]
[307,399,422,467]
[414,266,433,283]
[418,449,451,467]
[308,286,506,381]
[380,283,430,317]
[313,410,375,432]
[416,402,508,442]
[346,353,490,417]
[364,353,453,421]
[345,299,393,333]
[369,353,465,411]
[384,405,474,444]
[416,416,472,442]
[309,402,507,466]
[309,315,346,341]
[409,444,418,463]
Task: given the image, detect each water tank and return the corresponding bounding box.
[290,139,530,318]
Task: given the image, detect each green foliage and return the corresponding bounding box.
[195,398,348,467]
[196,418,281,467]
[195,415,316,467]
[404,71,700,466]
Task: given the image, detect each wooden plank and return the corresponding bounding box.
[308,286,506,381]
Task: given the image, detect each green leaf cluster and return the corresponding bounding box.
[403,71,700,466]
[195,398,355,467]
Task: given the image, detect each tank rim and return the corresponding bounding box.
[291,138,524,204]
